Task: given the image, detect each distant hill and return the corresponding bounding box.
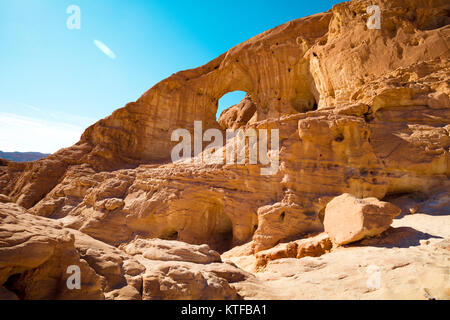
[0,151,50,162]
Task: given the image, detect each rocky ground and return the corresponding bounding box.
[0,0,449,300]
[225,204,450,300]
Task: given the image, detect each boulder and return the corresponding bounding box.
[253,199,323,252]
[324,193,401,245]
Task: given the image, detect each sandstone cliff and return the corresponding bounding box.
[0,0,449,300]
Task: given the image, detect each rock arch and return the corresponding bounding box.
[79,13,332,165]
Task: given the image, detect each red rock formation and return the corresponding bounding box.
[0,0,449,299]
[0,203,250,300]
[1,0,448,250]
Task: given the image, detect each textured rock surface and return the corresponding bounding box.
[0,0,448,251]
[0,194,11,203]
[0,0,449,299]
[0,203,250,300]
[253,195,323,252]
[324,193,401,245]
[228,210,450,300]
[120,238,221,264]
[218,94,257,130]
[255,233,333,270]
[119,238,250,300]
[0,203,107,299]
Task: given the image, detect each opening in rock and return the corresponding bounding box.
[318,208,326,224]
[216,91,247,120]
[291,94,318,113]
[216,91,257,130]
[161,229,179,241]
[203,201,234,253]
[290,65,319,113]
[334,133,344,142]
[4,273,24,299]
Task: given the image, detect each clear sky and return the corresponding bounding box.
[0,0,342,153]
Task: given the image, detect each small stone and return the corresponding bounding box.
[409,205,419,214]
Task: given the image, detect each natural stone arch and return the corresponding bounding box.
[217,92,257,130]
[216,90,248,120]
[78,14,333,166]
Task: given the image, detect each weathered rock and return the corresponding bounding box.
[102,198,125,211]
[0,194,11,203]
[232,210,450,300]
[253,194,323,252]
[0,0,449,300]
[0,159,10,167]
[0,203,153,300]
[0,203,251,300]
[0,0,448,254]
[218,94,257,130]
[0,203,106,299]
[120,238,221,264]
[138,261,243,300]
[121,238,251,300]
[255,233,332,269]
[324,193,401,245]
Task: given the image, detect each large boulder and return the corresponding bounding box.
[324,193,401,245]
[253,198,323,252]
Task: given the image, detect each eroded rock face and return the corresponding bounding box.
[253,194,323,252]
[0,1,448,252]
[0,204,250,300]
[120,238,250,300]
[218,94,257,130]
[0,0,449,299]
[0,203,106,299]
[0,194,11,203]
[324,193,401,245]
[255,233,332,269]
[119,238,221,264]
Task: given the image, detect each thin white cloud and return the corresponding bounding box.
[25,104,41,112]
[0,113,85,154]
[94,40,116,59]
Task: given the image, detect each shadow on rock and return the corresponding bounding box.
[348,227,443,249]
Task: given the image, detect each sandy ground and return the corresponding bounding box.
[223,211,450,300]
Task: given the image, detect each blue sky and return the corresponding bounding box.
[0,0,341,153]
